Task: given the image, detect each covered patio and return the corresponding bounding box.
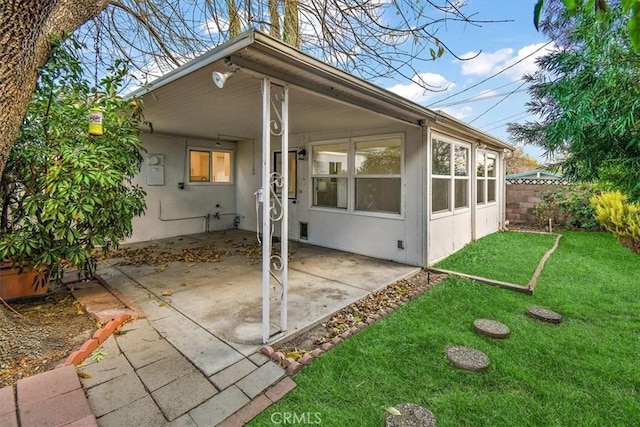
[97,229,418,368]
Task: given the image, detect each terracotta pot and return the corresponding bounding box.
[0,263,50,301]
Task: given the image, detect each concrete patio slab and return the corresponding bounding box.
[85,373,147,417]
[235,362,285,399]
[125,338,177,370]
[210,358,259,391]
[99,230,418,354]
[166,414,198,427]
[78,354,134,389]
[152,314,245,376]
[96,396,166,427]
[188,386,250,427]
[151,372,218,421]
[137,352,198,392]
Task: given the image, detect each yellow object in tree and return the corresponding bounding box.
[88,107,103,136]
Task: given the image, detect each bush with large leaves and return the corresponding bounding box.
[0,40,146,281]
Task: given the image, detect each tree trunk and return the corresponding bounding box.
[0,0,109,178]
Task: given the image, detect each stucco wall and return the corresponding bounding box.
[128,134,238,243]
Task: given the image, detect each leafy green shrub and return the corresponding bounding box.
[533,184,599,230]
[591,191,640,253]
[0,39,147,281]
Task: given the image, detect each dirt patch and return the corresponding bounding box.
[0,283,97,388]
[276,270,447,356]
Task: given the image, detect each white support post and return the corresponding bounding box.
[261,77,271,344]
[280,85,289,334]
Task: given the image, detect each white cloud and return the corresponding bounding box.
[387,73,455,103]
[439,106,473,120]
[459,42,552,80]
[202,17,230,35]
[470,89,498,101]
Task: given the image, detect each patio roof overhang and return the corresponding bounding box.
[132,29,514,151]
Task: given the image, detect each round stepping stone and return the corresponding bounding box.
[526,306,563,324]
[445,346,490,372]
[385,403,436,427]
[473,319,511,339]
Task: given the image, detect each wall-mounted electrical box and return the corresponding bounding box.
[147,154,165,186]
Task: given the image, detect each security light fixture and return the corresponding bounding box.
[212,70,236,88]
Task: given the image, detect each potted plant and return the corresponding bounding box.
[0,39,147,300]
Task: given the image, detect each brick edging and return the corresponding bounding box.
[218,377,297,426]
[260,283,434,376]
[56,314,131,368]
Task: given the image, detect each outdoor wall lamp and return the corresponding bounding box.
[297,148,307,160]
[212,70,236,89]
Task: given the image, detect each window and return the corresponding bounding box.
[431,140,451,212]
[312,142,348,209]
[476,151,485,204]
[477,150,497,204]
[454,145,469,209]
[355,138,401,214]
[310,134,404,215]
[189,149,232,183]
[431,137,470,213]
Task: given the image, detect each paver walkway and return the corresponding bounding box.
[80,318,293,426]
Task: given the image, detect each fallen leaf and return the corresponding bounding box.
[162,290,173,296]
[76,309,84,315]
[386,407,402,416]
[91,348,107,362]
[77,372,92,379]
[159,302,168,307]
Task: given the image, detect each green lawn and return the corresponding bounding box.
[435,231,558,284]
[250,231,640,426]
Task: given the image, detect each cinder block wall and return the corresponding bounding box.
[506,184,563,224]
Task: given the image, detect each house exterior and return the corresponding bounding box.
[129,29,513,268]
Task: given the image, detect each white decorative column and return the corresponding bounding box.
[261,77,289,344]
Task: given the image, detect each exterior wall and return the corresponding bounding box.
[426,128,505,264]
[476,204,500,239]
[128,123,504,268]
[236,125,424,266]
[128,134,238,242]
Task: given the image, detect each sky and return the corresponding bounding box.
[108,1,551,163]
[378,0,552,163]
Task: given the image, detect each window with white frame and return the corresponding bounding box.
[476,150,497,204]
[312,142,348,209]
[355,138,401,214]
[311,135,403,214]
[189,149,232,183]
[431,137,470,214]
